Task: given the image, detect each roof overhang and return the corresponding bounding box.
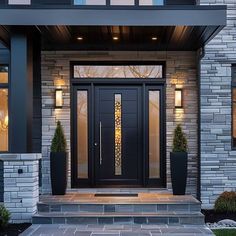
[0,5,227,51]
[0,6,226,26]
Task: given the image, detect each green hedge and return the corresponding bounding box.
[214,191,236,213]
[213,229,236,236]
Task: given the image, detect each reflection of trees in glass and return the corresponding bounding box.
[74,65,162,78]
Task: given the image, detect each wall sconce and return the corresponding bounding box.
[55,89,63,109]
[175,88,183,108]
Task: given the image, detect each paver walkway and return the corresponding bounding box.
[20,224,214,236]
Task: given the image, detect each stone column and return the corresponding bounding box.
[0,154,41,223]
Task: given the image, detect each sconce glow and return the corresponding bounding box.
[175,89,183,108]
[77,37,83,41]
[152,37,158,41]
[113,36,119,41]
[55,89,63,108]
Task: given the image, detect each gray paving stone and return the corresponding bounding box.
[20,224,214,236]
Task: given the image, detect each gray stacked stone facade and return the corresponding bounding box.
[41,51,198,197]
[0,154,41,223]
[200,0,236,208]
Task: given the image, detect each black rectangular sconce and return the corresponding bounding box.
[55,89,63,109]
[175,88,183,108]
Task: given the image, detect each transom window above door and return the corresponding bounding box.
[73,64,163,79]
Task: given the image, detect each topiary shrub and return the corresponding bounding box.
[51,121,67,153]
[0,205,11,228]
[172,124,188,152]
[214,191,236,213]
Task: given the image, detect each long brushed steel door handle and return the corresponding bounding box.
[99,121,102,165]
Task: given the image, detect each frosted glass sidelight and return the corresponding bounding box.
[149,91,160,178]
[0,89,8,152]
[77,91,88,178]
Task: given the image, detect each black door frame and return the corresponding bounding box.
[70,62,166,188]
[71,80,166,188]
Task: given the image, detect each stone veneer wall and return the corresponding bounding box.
[0,154,41,223]
[41,51,198,196]
[200,0,236,208]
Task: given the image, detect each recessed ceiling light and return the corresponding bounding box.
[113,36,119,41]
[152,37,158,41]
[77,37,83,41]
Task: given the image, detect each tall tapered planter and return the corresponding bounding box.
[50,121,67,195]
[171,124,188,195]
[170,152,188,195]
[50,152,67,195]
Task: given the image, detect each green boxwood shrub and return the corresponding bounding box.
[214,191,236,213]
[0,205,11,228]
[172,124,188,152]
[51,121,67,153]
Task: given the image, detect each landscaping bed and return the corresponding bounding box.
[0,223,31,236]
[202,209,236,223]
[212,229,236,236]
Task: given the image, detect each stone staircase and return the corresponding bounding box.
[32,192,205,225]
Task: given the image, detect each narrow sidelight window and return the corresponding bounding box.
[0,66,9,152]
[232,65,236,147]
[8,0,31,4]
[110,0,134,5]
[139,0,164,5]
[149,90,160,178]
[74,0,106,5]
[115,94,122,175]
[77,90,88,178]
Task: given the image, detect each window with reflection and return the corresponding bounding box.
[8,0,31,4]
[110,0,134,5]
[74,0,106,5]
[139,0,164,5]
[0,66,9,152]
[74,65,163,79]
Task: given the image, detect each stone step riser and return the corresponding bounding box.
[37,203,201,213]
[32,215,205,225]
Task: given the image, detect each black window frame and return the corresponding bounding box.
[0,64,9,153]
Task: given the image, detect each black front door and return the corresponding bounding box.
[94,86,142,186]
[72,83,165,188]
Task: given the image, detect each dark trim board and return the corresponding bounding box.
[0,6,226,26]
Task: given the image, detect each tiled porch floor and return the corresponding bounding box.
[39,191,199,204]
[20,224,214,236]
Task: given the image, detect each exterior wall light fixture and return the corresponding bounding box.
[55,89,63,109]
[175,88,183,108]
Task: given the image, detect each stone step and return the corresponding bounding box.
[37,202,201,213]
[32,212,205,225]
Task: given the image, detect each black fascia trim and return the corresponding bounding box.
[0,6,227,26]
[0,5,227,10]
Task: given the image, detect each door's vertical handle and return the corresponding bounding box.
[99,121,102,165]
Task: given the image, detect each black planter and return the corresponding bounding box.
[170,152,188,195]
[50,152,67,195]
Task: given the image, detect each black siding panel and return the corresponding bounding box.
[0,48,9,64]
[32,35,42,153]
[0,161,3,202]
[32,0,71,5]
[166,0,196,5]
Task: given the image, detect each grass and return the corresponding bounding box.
[212,229,236,236]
